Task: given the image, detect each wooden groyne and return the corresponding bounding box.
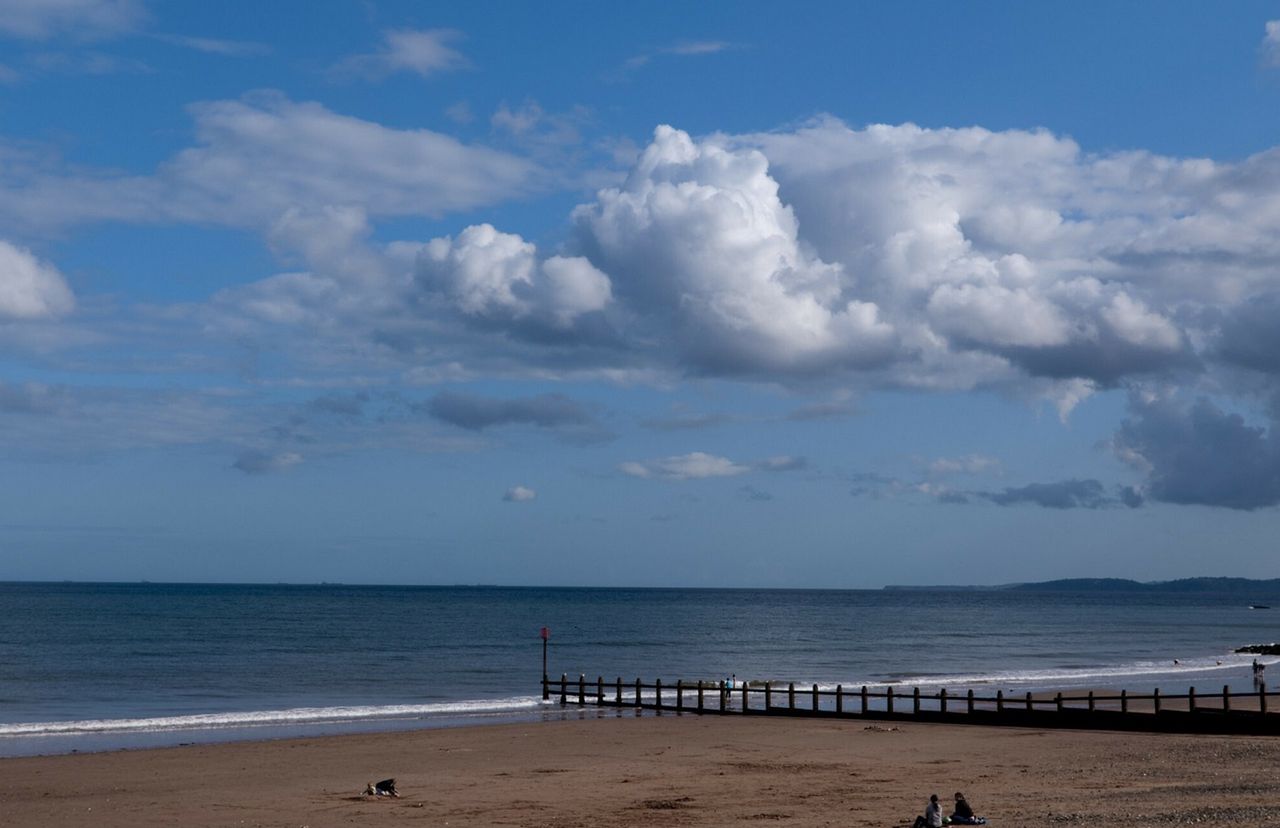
[543,674,1280,735]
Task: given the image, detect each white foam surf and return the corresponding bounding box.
[0,695,545,738]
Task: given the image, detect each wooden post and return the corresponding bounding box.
[940,688,947,713]
[634,677,642,708]
[597,676,604,705]
[654,678,663,710]
[1025,691,1032,712]
[719,680,727,713]
[887,686,895,714]
[788,682,795,710]
[836,684,844,714]
[560,673,567,706]
[1260,686,1267,716]
[697,681,705,711]
[913,687,920,714]
[1222,685,1230,713]
[1120,689,1127,714]
[616,676,622,706]
[676,680,684,712]
[1154,688,1161,714]
[542,673,548,702]
[1188,686,1195,713]
[1055,692,1063,712]
[1087,691,1094,712]
[741,682,748,712]
[967,689,974,714]
[812,683,819,712]
[861,685,869,714]
[996,690,1004,713]
[578,674,585,706]
[765,681,773,709]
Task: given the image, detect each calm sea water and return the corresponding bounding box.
[1,582,1277,756]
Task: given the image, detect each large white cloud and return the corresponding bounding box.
[571,125,895,375]
[0,240,74,319]
[732,120,1236,390]
[198,118,1280,406]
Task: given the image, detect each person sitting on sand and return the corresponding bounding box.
[950,791,987,825]
[912,793,943,828]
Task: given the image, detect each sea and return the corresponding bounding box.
[1,582,1277,757]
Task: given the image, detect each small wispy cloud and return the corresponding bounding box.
[756,455,806,472]
[621,451,749,480]
[0,0,146,40]
[665,40,732,56]
[640,412,732,431]
[927,454,1000,477]
[786,401,859,421]
[503,485,536,502]
[976,478,1134,510]
[424,391,591,432]
[445,100,474,124]
[620,452,805,480]
[153,34,271,57]
[233,450,303,475]
[334,28,468,80]
[1264,20,1280,66]
[27,50,149,75]
[616,39,738,77]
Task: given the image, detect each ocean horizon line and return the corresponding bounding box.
[2,576,1279,592]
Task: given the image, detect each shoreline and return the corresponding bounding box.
[3,658,1272,759]
[2,714,1279,827]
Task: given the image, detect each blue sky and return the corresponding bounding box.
[2,0,1280,586]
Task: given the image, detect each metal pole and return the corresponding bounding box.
[540,627,550,701]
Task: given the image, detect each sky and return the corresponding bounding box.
[2,1,1280,587]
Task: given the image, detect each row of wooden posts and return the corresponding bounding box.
[541,674,1279,734]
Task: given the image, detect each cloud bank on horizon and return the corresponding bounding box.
[1,2,1280,584]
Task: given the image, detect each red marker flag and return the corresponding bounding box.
[540,626,550,640]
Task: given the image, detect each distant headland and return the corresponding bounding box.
[883,577,1280,592]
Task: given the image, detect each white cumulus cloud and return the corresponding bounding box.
[572,125,896,375]
[416,223,611,329]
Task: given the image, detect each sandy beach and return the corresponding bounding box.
[2,714,1278,827]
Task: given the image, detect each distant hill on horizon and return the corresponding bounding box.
[884,577,1280,592]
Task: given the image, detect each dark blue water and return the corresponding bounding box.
[1,582,1277,755]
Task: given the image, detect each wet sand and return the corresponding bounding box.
[2,713,1279,827]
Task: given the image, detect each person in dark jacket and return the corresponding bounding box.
[950,791,987,825]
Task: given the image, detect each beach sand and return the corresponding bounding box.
[2,713,1279,827]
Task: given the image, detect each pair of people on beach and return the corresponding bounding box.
[912,792,986,827]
